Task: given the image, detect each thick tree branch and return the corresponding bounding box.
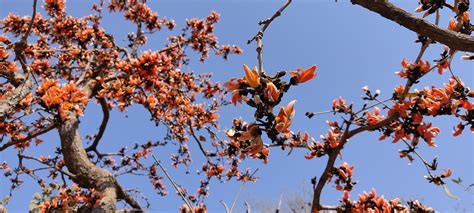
[0,0,38,121]
[351,0,474,52]
[58,80,142,211]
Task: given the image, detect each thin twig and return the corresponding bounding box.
[19,154,77,179]
[230,183,245,213]
[22,0,38,42]
[151,155,194,212]
[248,0,292,75]
[187,120,211,163]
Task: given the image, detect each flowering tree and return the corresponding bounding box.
[0,0,472,212]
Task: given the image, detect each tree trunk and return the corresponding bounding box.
[58,116,118,212]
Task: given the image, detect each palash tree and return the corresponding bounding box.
[0,0,472,212]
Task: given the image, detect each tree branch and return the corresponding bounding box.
[85,97,109,153]
[248,0,292,75]
[151,155,194,212]
[351,0,474,52]
[0,122,57,151]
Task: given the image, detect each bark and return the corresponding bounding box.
[0,75,32,121]
[351,0,474,52]
[58,81,142,212]
[59,115,118,212]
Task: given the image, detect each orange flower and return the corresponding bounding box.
[448,19,457,31]
[438,60,449,75]
[224,77,242,91]
[243,64,260,88]
[0,49,8,58]
[394,84,405,95]
[462,12,470,23]
[412,112,423,124]
[230,91,242,105]
[275,100,296,134]
[441,168,452,178]
[365,107,384,126]
[147,95,158,109]
[240,124,264,155]
[452,122,464,137]
[264,82,280,102]
[290,65,317,83]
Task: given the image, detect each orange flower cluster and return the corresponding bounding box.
[44,0,65,18]
[36,185,103,213]
[397,58,430,80]
[108,0,175,32]
[1,13,50,37]
[225,121,269,163]
[342,188,434,213]
[332,96,351,113]
[365,106,384,126]
[36,79,88,120]
[332,162,355,192]
[223,64,316,164]
[180,203,207,213]
[0,49,19,72]
[305,121,341,160]
[381,78,473,148]
[202,163,226,177]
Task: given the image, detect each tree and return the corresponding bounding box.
[0,0,472,212]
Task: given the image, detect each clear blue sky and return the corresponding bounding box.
[1,0,473,212]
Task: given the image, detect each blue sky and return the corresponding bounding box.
[1,0,473,212]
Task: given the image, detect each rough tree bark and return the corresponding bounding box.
[58,115,119,212]
[351,0,474,52]
[58,81,142,212]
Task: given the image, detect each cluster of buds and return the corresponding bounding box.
[224,64,317,162]
[332,162,356,192]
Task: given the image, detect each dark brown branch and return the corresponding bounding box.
[187,120,211,163]
[311,119,352,212]
[85,98,109,152]
[0,122,57,151]
[351,0,474,52]
[22,0,38,42]
[19,154,77,179]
